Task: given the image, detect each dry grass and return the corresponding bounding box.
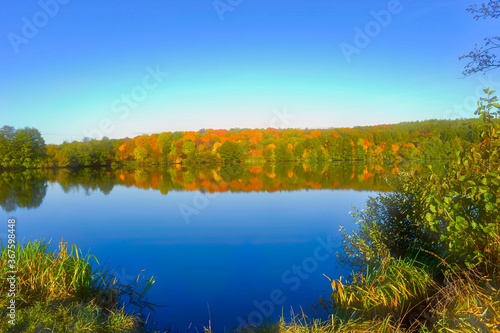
[327,256,433,324]
[425,268,500,332]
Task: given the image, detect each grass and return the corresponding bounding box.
[2,301,142,333]
[231,312,404,333]
[326,256,433,322]
[0,239,156,333]
[424,268,500,332]
[230,257,500,333]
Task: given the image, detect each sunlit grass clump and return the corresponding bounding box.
[0,239,155,333]
[327,257,432,321]
[233,266,500,333]
[2,302,141,333]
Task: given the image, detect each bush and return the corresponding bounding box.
[338,173,439,271]
[419,89,500,276]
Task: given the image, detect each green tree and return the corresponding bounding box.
[180,140,198,163]
[354,137,366,161]
[399,143,419,160]
[420,136,444,160]
[274,142,294,161]
[310,147,327,162]
[294,142,305,159]
[340,137,353,160]
[0,126,46,168]
[302,137,320,150]
[157,132,172,159]
[133,146,148,162]
[219,140,243,163]
[0,126,16,167]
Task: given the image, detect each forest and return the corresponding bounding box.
[0,117,493,169]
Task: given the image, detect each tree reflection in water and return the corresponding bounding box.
[0,161,449,212]
[0,170,47,212]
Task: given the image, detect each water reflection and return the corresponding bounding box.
[0,169,47,212]
[0,161,449,212]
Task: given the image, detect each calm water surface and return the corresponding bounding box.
[0,162,442,331]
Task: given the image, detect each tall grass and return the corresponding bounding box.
[232,311,404,333]
[0,240,94,307]
[327,256,433,323]
[425,268,500,332]
[0,239,156,333]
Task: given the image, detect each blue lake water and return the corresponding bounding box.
[0,164,395,331]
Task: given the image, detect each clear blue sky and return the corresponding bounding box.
[1,0,499,144]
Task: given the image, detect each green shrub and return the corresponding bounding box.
[338,173,439,272]
[419,89,500,277]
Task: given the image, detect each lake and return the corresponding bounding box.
[0,161,445,332]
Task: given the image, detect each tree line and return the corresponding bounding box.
[0,117,494,169]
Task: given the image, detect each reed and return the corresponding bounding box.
[0,239,93,307]
[424,268,500,332]
[327,256,433,322]
[0,238,156,333]
[232,311,403,333]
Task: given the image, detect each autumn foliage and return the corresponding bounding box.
[94,118,491,166]
[4,117,491,170]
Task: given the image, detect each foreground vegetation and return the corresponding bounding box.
[0,239,156,333]
[234,90,500,333]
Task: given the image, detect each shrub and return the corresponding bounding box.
[420,89,500,277]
